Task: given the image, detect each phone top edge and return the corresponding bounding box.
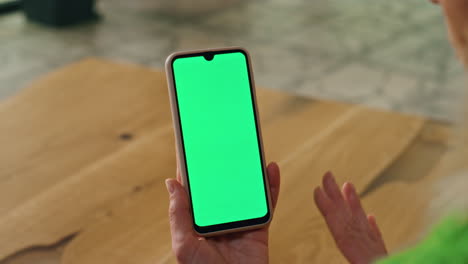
[165,46,249,64]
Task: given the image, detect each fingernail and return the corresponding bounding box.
[165,179,174,194]
[348,183,357,200]
[271,161,279,169]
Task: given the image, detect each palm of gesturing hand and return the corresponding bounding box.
[314,172,388,264]
[165,163,281,264]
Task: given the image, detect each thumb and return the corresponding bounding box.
[166,179,197,247]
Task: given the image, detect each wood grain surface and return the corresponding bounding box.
[362,122,452,251]
[0,59,451,264]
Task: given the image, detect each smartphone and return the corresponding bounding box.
[165,47,272,236]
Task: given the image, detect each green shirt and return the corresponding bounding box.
[377,215,468,264]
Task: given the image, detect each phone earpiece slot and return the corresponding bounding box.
[204,53,214,61]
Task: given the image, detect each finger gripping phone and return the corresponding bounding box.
[165,47,272,236]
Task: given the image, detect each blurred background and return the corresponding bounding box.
[1,0,466,120]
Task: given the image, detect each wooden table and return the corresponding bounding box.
[0,59,453,263]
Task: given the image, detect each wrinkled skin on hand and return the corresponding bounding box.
[314,172,388,264]
[166,162,280,264]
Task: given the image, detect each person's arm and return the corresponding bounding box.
[314,172,388,264]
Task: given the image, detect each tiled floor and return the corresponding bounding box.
[1,0,465,121]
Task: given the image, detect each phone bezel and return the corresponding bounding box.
[165,47,272,236]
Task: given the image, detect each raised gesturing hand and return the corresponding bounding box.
[314,172,388,264]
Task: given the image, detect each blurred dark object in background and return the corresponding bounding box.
[23,0,98,27]
[0,0,21,14]
[156,0,243,16]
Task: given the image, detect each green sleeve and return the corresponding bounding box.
[376,215,468,264]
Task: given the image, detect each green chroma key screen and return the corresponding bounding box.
[172,51,269,228]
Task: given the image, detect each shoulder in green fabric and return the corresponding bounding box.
[376,214,468,264]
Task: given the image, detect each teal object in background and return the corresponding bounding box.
[173,52,268,227]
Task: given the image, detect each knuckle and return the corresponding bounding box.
[168,201,180,227]
[174,247,185,263]
[173,241,192,263]
[169,201,178,216]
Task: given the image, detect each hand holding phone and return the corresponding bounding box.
[165,47,274,236]
[165,162,280,264]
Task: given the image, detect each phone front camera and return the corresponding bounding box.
[204,53,214,61]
